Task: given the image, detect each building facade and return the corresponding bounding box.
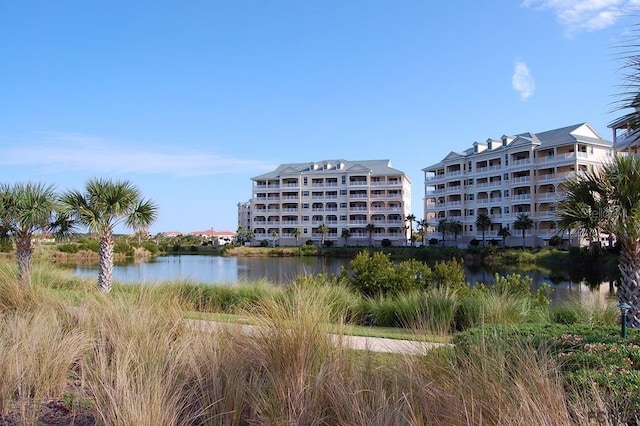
[241,159,412,246]
[423,123,613,247]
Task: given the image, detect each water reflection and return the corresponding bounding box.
[74,255,351,285]
[73,254,616,304]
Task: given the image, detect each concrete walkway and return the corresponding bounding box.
[185,319,448,355]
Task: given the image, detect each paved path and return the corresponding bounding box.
[185,319,448,355]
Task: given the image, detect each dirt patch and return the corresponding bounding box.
[0,399,97,426]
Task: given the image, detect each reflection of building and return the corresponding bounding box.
[422,123,613,247]
[240,159,412,246]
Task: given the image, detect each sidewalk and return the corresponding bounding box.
[185,319,448,355]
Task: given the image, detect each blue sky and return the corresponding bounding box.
[1,0,639,234]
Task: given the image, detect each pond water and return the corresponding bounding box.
[72,254,616,305]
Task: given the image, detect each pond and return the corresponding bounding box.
[72,254,616,305]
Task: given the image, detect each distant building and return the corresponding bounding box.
[423,123,613,247]
[190,229,235,246]
[240,159,412,246]
[160,231,183,238]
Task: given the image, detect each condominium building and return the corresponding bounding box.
[242,159,412,246]
[422,123,613,247]
[609,112,640,155]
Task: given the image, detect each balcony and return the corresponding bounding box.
[537,193,557,201]
[511,158,531,167]
[512,176,530,184]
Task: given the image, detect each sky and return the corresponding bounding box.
[1,0,640,234]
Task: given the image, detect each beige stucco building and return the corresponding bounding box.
[242,159,412,246]
[422,123,613,247]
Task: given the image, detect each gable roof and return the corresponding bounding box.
[252,159,407,180]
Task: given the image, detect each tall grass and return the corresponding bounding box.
[402,338,584,424]
[0,261,624,424]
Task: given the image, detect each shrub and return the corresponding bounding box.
[429,238,439,246]
[323,240,334,247]
[346,251,433,296]
[142,241,159,255]
[56,243,80,254]
[469,239,479,247]
[548,235,563,247]
[260,240,269,247]
[381,238,392,247]
[431,258,466,290]
[347,251,397,297]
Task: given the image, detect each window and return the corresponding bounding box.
[302,191,309,196]
[469,225,473,231]
[340,190,347,195]
[503,173,509,180]
[341,176,346,184]
[303,228,308,234]
[340,203,347,208]
[504,190,509,197]
[340,215,347,221]
[302,203,309,209]
[302,216,309,221]
[504,206,510,214]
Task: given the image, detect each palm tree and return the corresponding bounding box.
[341,228,351,247]
[557,171,606,252]
[60,178,158,292]
[449,220,462,246]
[497,226,511,247]
[415,219,428,246]
[437,218,448,247]
[475,212,492,248]
[558,155,640,326]
[0,182,64,285]
[405,214,416,247]
[270,230,278,247]
[513,213,534,248]
[236,226,247,245]
[292,228,301,246]
[317,223,328,246]
[366,223,376,247]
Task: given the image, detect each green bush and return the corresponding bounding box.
[381,238,392,247]
[142,241,159,255]
[346,251,433,296]
[56,243,80,254]
[431,258,466,290]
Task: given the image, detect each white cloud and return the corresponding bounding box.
[522,0,639,35]
[0,133,276,177]
[512,62,536,100]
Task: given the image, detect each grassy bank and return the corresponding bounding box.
[0,260,633,424]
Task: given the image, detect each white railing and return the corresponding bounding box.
[512,176,530,184]
[512,158,530,166]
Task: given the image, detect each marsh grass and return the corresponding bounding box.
[0,261,624,424]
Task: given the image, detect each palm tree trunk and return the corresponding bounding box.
[619,240,640,328]
[98,231,115,293]
[16,236,33,286]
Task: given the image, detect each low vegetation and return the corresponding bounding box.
[0,254,633,424]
